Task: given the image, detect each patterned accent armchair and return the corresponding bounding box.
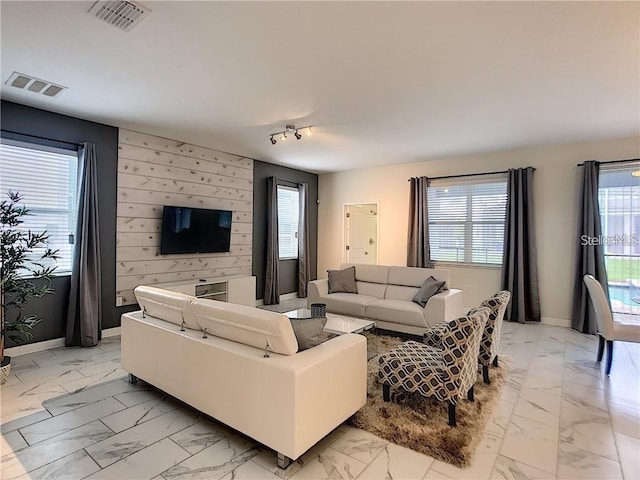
[424,291,510,384]
[477,291,510,383]
[378,308,489,426]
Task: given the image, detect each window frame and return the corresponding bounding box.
[427,174,508,268]
[0,138,79,275]
[276,184,300,261]
[597,162,640,315]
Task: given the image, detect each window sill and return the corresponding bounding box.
[432,261,502,270]
[279,257,298,261]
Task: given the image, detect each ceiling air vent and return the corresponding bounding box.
[4,72,67,98]
[88,0,150,32]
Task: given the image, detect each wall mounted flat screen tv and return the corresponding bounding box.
[160,206,232,254]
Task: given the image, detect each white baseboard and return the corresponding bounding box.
[280,292,299,301]
[5,326,123,358]
[540,317,571,328]
[103,327,121,338]
[255,292,300,307]
[5,338,65,357]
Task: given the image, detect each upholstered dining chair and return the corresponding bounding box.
[378,307,489,426]
[583,274,640,375]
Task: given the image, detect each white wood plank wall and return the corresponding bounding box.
[116,129,254,305]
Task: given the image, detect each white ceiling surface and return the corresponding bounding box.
[1,1,638,174]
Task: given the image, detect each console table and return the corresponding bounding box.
[154,275,255,307]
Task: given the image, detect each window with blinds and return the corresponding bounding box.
[598,162,640,315]
[277,185,299,259]
[427,175,508,266]
[0,140,78,273]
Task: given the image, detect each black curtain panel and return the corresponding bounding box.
[298,183,310,297]
[501,167,541,323]
[264,176,280,305]
[571,161,610,334]
[66,143,102,347]
[407,176,434,268]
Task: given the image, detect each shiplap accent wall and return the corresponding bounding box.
[116,129,253,305]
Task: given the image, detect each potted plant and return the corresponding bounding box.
[1,191,58,384]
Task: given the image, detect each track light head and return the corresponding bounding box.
[306,126,313,136]
[270,136,277,145]
[295,130,302,140]
[280,133,287,142]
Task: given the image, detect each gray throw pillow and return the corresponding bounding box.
[290,317,328,351]
[412,276,446,308]
[328,266,357,294]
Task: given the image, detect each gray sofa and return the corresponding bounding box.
[307,264,464,336]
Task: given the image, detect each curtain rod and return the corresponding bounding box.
[408,167,535,182]
[576,158,639,167]
[1,129,83,148]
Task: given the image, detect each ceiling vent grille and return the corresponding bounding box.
[4,72,67,98]
[88,0,150,32]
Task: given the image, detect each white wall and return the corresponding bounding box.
[318,136,640,324]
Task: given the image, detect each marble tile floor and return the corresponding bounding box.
[1,319,639,480]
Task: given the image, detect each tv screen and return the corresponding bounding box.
[160,206,232,254]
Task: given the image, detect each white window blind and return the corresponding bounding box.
[598,162,640,315]
[277,185,299,259]
[428,175,508,265]
[0,141,78,273]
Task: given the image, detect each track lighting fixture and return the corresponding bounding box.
[269,124,313,145]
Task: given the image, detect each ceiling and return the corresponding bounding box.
[1,1,638,174]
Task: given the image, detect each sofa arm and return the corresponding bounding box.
[423,288,464,327]
[307,279,329,308]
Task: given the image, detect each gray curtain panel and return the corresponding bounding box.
[297,183,310,297]
[571,161,610,334]
[66,142,102,347]
[407,176,434,268]
[501,167,541,323]
[264,176,280,305]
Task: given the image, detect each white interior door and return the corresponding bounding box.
[344,204,378,264]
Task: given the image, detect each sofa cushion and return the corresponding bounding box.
[412,276,447,308]
[328,266,357,294]
[191,298,298,355]
[134,285,200,330]
[365,299,429,328]
[385,285,419,301]
[290,317,328,351]
[388,266,450,287]
[342,263,389,284]
[356,281,387,299]
[322,293,379,317]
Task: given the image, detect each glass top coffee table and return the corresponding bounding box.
[285,309,376,335]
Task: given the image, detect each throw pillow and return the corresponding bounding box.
[328,266,357,294]
[412,276,446,308]
[290,317,328,351]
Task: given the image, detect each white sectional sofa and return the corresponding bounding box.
[308,264,464,336]
[121,286,367,468]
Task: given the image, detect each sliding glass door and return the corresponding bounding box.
[598,163,640,315]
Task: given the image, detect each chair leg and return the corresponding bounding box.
[467,385,474,402]
[596,335,605,362]
[482,365,491,384]
[605,340,614,375]
[492,355,499,368]
[383,383,391,402]
[448,401,457,427]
